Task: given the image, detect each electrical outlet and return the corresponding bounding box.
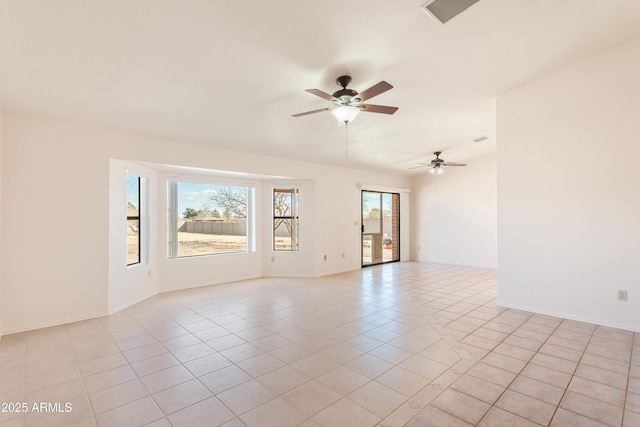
[323,255,327,261]
[618,290,628,301]
[270,256,275,262]
[342,253,345,258]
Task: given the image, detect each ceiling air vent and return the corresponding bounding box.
[421,0,481,24]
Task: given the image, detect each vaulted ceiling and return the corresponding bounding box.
[2,0,640,174]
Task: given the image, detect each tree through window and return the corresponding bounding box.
[273,187,299,251]
[167,181,252,258]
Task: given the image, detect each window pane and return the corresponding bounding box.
[127,174,140,266]
[274,218,293,250]
[170,182,248,257]
[273,188,298,251]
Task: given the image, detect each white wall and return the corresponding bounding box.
[497,37,640,332]
[1,114,410,334]
[0,108,3,339]
[410,152,497,269]
[261,179,317,277]
[108,160,160,312]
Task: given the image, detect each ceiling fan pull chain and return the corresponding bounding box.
[345,122,349,160]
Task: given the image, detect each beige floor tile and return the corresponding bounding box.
[78,353,128,377]
[256,365,310,395]
[550,408,610,427]
[431,388,491,425]
[466,361,516,388]
[152,379,212,415]
[581,353,630,375]
[94,396,163,427]
[239,397,307,427]
[568,376,626,407]
[168,397,234,427]
[509,374,564,406]
[282,380,342,417]
[478,406,540,427]
[520,363,572,389]
[318,343,362,364]
[369,343,413,365]
[25,364,81,393]
[348,380,407,418]
[88,378,149,415]
[140,365,194,394]
[207,334,247,352]
[291,353,340,378]
[115,334,156,351]
[312,398,381,427]
[160,333,201,351]
[171,342,216,363]
[4,263,640,427]
[236,353,284,377]
[540,342,584,362]
[450,374,505,405]
[315,366,368,397]
[491,342,536,362]
[419,340,463,365]
[399,354,449,380]
[131,353,180,377]
[183,352,232,377]
[482,351,527,374]
[376,366,430,397]
[217,379,277,416]
[75,342,121,363]
[407,406,474,427]
[218,342,264,363]
[199,364,252,394]
[561,390,623,426]
[26,352,77,376]
[495,389,555,425]
[624,409,640,427]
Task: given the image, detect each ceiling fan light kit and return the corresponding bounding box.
[331,105,361,124]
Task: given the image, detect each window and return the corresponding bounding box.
[273,187,299,251]
[167,181,253,258]
[127,174,141,266]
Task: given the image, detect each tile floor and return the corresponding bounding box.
[0,262,638,426]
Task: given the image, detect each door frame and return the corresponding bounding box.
[361,190,400,267]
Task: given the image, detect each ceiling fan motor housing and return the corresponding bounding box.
[333,76,359,104]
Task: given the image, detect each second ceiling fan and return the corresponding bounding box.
[411,151,467,174]
[292,75,398,124]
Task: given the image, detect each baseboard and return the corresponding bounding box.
[1,311,110,336]
[497,299,640,333]
[108,290,159,315]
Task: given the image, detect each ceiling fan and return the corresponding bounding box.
[292,75,398,124]
[410,151,467,174]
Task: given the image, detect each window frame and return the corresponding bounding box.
[273,187,299,252]
[126,174,141,266]
[166,177,255,259]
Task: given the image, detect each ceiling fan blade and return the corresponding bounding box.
[408,165,427,169]
[305,89,335,102]
[357,81,393,102]
[358,104,398,114]
[442,162,467,166]
[292,107,330,117]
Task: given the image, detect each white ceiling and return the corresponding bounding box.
[1,0,640,175]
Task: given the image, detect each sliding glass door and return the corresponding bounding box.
[361,190,399,266]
